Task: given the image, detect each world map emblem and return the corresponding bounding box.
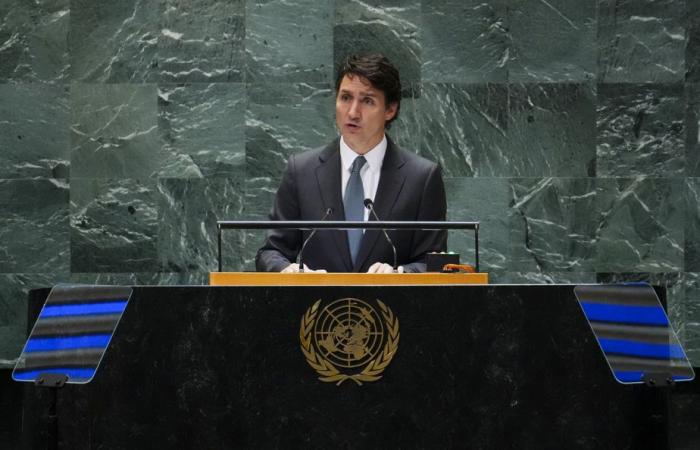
[300,298,400,385]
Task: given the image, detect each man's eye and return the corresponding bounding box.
[363,98,374,105]
[341,94,351,101]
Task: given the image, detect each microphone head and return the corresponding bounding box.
[363,198,373,209]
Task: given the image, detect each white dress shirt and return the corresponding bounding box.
[339,135,386,222]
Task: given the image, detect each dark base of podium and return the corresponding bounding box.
[12,285,700,449]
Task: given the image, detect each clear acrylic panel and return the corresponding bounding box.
[574,283,694,385]
[13,284,132,385]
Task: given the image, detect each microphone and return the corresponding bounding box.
[363,199,398,272]
[297,207,333,272]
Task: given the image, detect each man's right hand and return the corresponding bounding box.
[281,263,327,273]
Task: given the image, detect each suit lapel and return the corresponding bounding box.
[315,139,353,271]
[353,137,407,271]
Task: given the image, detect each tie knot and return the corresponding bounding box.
[351,156,367,174]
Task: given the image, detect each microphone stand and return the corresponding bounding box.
[297,207,333,272]
[364,199,398,273]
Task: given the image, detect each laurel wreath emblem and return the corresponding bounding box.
[300,299,400,386]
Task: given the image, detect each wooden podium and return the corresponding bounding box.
[209,272,489,286]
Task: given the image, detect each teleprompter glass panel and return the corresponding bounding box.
[13,285,132,384]
[574,283,694,385]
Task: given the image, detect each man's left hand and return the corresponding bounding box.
[367,262,404,274]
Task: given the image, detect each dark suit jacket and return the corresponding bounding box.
[255,136,447,273]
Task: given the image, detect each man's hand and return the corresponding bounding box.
[281,263,327,273]
[367,262,404,274]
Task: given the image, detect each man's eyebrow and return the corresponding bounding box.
[339,89,378,97]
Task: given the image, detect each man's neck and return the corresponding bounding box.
[343,134,385,155]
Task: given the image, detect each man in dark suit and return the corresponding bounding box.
[256,54,446,273]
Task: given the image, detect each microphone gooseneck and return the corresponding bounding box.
[297,207,333,272]
[363,199,398,272]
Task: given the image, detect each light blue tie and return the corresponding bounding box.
[344,156,367,265]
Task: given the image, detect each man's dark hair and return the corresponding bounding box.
[335,54,401,127]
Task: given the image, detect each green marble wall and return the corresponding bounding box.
[1,0,699,368]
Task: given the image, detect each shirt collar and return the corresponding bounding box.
[339,135,387,173]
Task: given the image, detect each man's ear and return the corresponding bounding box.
[384,101,398,122]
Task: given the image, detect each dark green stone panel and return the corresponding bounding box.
[157,177,247,272]
[687,0,700,82]
[70,178,159,272]
[386,87,422,153]
[418,83,508,177]
[509,178,598,273]
[597,83,685,177]
[159,83,245,178]
[508,0,596,82]
[444,177,508,272]
[503,83,596,177]
[246,0,333,83]
[0,179,69,273]
[71,83,161,178]
[245,83,335,182]
[68,0,158,82]
[687,84,700,176]
[0,0,69,83]
[421,0,507,83]
[683,273,700,365]
[0,273,66,368]
[0,83,69,178]
[595,178,683,272]
[598,0,685,83]
[334,0,421,89]
[159,0,245,83]
[686,178,700,271]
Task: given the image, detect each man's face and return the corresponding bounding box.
[335,74,397,155]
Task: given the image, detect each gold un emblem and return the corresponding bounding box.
[300,298,399,385]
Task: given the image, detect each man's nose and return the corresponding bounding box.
[348,100,361,119]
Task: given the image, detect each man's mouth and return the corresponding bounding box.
[346,123,360,129]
